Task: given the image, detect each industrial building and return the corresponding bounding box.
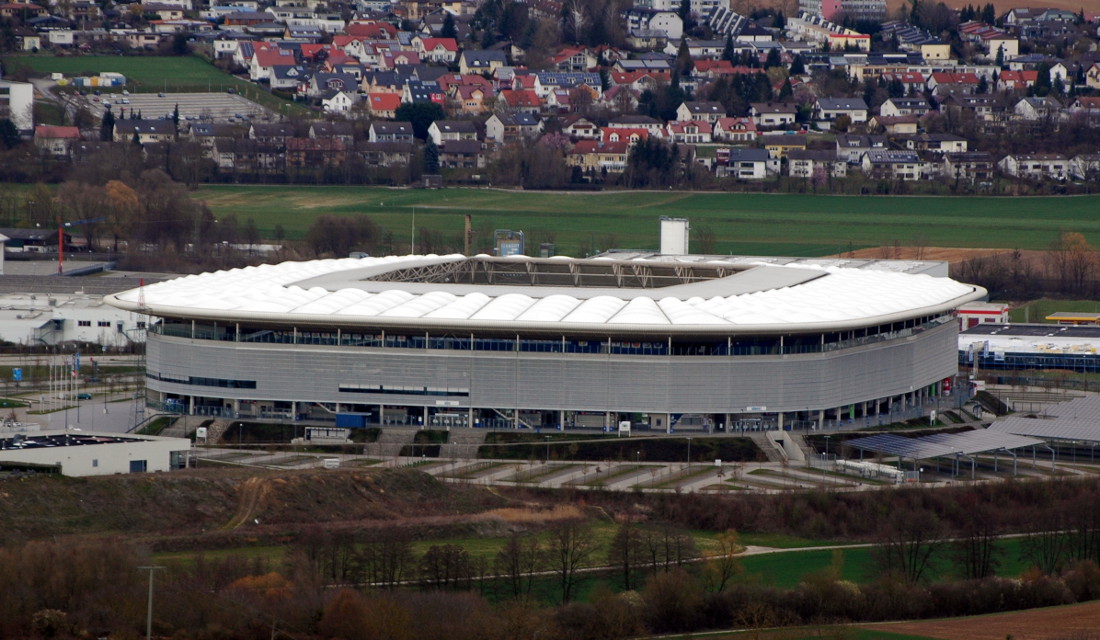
[0,430,191,476]
[105,253,984,431]
[960,323,1100,373]
[0,292,147,347]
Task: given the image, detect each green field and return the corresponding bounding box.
[1009,299,1100,323]
[188,186,1100,258]
[1,54,308,115]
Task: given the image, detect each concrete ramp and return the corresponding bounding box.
[765,430,806,463]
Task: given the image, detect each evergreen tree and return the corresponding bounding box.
[976,74,988,94]
[789,54,805,75]
[99,108,115,142]
[423,140,440,174]
[774,11,785,29]
[172,103,180,128]
[995,44,1004,68]
[675,39,693,77]
[131,129,141,146]
[441,12,457,39]
[765,47,781,69]
[721,33,734,63]
[0,119,19,149]
[981,2,995,24]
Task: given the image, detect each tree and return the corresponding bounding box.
[549,521,596,603]
[764,47,781,69]
[0,119,18,149]
[1047,231,1095,295]
[419,544,472,590]
[99,108,115,142]
[951,504,1002,580]
[441,11,457,39]
[394,102,445,140]
[721,33,734,63]
[172,103,180,129]
[494,531,542,598]
[423,140,440,174]
[701,529,742,592]
[607,523,644,591]
[306,214,379,257]
[873,508,944,584]
[789,54,805,76]
[105,179,140,253]
[674,38,693,78]
[243,217,260,253]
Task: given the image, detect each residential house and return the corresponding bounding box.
[271,65,309,91]
[33,125,80,156]
[428,120,478,146]
[600,127,649,144]
[813,97,868,124]
[869,115,919,135]
[787,149,847,179]
[998,153,1069,180]
[114,119,176,145]
[533,72,601,100]
[322,90,356,114]
[250,123,297,146]
[666,121,713,144]
[943,152,994,183]
[450,85,492,114]
[880,72,928,95]
[927,71,981,96]
[904,133,968,154]
[402,80,444,105]
[357,140,414,168]
[749,102,798,128]
[715,148,773,180]
[285,137,346,168]
[606,115,664,135]
[1013,96,1061,121]
[760,133,807,159]
[713,117,757,142]
[879,96,930,118]
[1071,154,1100,181]
[366,93,401,118]
[1087,63,1100,90]
[459,50,507,75]
[561,115,598,140]
[548,46,597,72]
[836,133,887,164]
[369,121,415,143]
[438,140,484,169]
[414,36,459,64]
[676,101,725,123]
[249,43,295,82]
[566,140,630,174]
[861,149,926,181]
[600,86,640,112]
[484,112,542,143]
[309,121,355,144]
[996,69,1037,92]
[497,89,541,113]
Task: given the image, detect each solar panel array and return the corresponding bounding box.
[847,429,1043,461]
[990,396,1100,442]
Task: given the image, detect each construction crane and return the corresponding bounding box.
[57,216,107,275]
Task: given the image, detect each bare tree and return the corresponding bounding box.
[495,531,543,598]
[549,521,596,603]
[873,508,944,584]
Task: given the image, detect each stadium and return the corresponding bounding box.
[105,253,986,432]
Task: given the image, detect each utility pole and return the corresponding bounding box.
[138,566,165,640]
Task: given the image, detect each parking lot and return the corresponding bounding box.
[84,91,276,123]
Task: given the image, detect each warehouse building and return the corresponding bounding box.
[0,430,191,477]
[105,253,985,431]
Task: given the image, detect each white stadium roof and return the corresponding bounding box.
[105,254,985,334]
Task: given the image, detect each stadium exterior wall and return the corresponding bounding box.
[145,321,957,421]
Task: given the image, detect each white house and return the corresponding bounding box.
[998,153,1068,180]
[0,80,34,132]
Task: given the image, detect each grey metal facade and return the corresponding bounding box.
[147,322,957,415]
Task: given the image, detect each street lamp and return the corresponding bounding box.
[686,437,692,467]
[824,435,831,458]
[545,435,551,463]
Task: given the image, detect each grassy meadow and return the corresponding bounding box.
[189,186,1100,258]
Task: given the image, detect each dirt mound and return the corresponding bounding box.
[0,468,507,547]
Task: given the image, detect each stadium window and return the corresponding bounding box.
[97,321,111,327]
[78,320,91,327]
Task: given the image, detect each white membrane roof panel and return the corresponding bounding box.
[107,254,984,331]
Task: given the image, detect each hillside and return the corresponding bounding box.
[0,468,510,549]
